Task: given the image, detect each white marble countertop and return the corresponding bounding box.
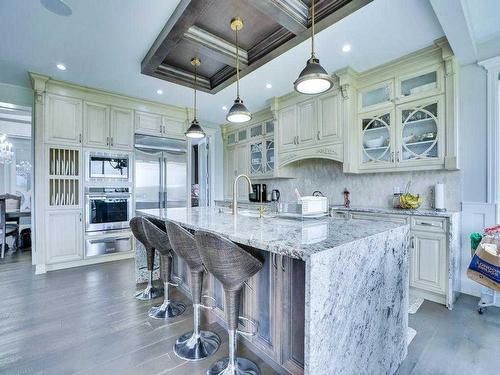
[329,205,459,218]
[137,207,405,260]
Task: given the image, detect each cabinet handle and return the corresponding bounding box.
[280,255,286,272]
[79,213,82,222]
[79,134,82,143]
[391,152,395,162]
[317,130,321,140]
[418,221,440,227]
[296,136,299,144]
[272,253,277,269]
[106,136,109,146]
[396,150,400,163]
[111,137,114,146]
[410,236,414,248]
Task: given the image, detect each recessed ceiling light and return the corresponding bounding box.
[156,89,163,95]
[41,0,72,16]
[342,44,351,53]
[56,63,66,71]
[265,83,272,89]
[222,106,228,111]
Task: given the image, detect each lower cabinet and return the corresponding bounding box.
[45,210,83,264]
[410,230,447,295]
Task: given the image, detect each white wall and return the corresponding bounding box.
[0,82,33,108]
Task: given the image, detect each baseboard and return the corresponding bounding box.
[45,252,134,272]
[410,287,446,307]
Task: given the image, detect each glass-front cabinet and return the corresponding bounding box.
[359,80,394,113]
[360,110,395,168]
[397,66,443,103]
[397,96,443,165]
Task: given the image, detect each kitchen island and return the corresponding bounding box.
[136,207,410,375]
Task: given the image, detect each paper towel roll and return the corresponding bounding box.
[434,183,445,211]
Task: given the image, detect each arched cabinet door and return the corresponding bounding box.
[359,110,395,170]
[396,95,444,167]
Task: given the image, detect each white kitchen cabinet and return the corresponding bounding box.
[110,107,134,150]
[84,103,133,151]
[224,146,236,198]
[236,143,249,200]
[397,65,444,104]
[83,101,109,148]
[45,210,83,264]
[359,109,396,170]
[45,94,82,145]
[317,90,342,143]
[358,79,394,113]
[278,106,297,152]
[296,99,316,146]
[135,111,163,135]
[163,116,186,139]
[410,231,447,295]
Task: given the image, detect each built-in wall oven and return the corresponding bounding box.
[86,151,131,182]
[85,187,132,232]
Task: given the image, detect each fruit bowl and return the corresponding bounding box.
[399,193,422,209]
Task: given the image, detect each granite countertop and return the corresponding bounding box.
[329,205,459,218]
[137,207,406,260]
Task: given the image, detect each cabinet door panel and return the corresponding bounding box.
[410,231,446,294]
[163,116,186,139]
[280,256,305,374]
[318,91,341,143]
[278,106,297,151]
[46,94,82,145]
[297,99,315,145]
[135,111,162,136]
[236,144,249,200]
[110,107,134,150]
[83,101,109,148]
[359,110,396,170]
[46,210,83,264]
[225,147,235,199]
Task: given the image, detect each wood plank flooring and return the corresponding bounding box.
[1,251,500,375]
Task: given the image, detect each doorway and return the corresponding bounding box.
[0,102,33,263]
[191,136,211,207]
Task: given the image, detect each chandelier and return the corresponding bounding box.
[0,134,13,164]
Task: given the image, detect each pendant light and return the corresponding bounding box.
[185,57,206,139]
[226,17,251,123]
[294,0,333,95]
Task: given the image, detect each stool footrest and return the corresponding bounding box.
[237,316,258,337]
[200,295,216,310]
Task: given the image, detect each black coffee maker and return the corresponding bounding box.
[249,183,267,202]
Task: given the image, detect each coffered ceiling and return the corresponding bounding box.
[142,0,372,93]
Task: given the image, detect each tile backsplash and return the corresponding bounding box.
[262,159,462,211]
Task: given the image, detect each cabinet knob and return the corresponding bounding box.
[110,137,114,147]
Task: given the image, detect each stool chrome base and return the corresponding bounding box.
[148,300,185,319]
[174,330,221,361]
[207,357,261,375]
[135,284,163,301]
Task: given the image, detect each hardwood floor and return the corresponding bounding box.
[2,252,500,375]
[0,253,276,375]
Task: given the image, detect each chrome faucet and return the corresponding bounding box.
[232,174,252,215]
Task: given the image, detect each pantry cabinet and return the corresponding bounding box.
[45,94,83,145]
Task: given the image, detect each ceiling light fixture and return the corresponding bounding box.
[342,44,351,53]
[226,17,251,124]
[56,63,66,71]
[266,83,272,89]
[294,0,333,95]
[185,57,206,139]
[156,89,163,95]
[222,106,228,111]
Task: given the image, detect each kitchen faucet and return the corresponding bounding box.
[232,174,252,215]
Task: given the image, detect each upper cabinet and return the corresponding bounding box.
[45,94,83,145]
[135,111,187,139]
[83,102,133,151]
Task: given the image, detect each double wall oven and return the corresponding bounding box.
[84,150,134,258]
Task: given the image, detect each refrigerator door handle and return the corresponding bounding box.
[159,156,164,209]
[163,156,168,208]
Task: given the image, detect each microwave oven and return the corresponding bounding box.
[86,151,131,181]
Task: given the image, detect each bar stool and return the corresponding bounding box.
[142,217,186,319]
[130,217,163,300]
[166,220,221,361]
[195,230,263,375]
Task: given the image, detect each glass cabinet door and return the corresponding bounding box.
[250,141,264,174]
[227,132,236,145]
[250,124,263,138]
[360,111,394,167]
[398,68,441,102]
[265,139,274,173]
[398,97,441,163]
[359,80,393,112]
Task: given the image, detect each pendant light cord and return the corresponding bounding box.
[311,0,315,58]
[235,27,240,98]
[193,63,197,120]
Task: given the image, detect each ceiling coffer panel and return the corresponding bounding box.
[141,0,372,94]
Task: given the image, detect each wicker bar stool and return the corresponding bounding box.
[142,217,186,319]
[130,216,163,300]
[166,220,221,361]
[195,230,263,375]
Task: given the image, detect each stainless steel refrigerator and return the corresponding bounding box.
[134,134,188,209]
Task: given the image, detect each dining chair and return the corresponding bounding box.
[0,194,22,258]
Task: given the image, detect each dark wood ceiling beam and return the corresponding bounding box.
[243,0,309,34]
[141,0,218,75]
[183,26,248,68]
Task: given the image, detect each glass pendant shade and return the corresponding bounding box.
[294,57,334,95]
[226,97,251,123]
[185,118,205,139]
